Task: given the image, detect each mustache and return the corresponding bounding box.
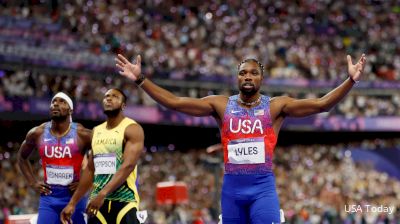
[241,82,255,87]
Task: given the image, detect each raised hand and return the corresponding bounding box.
[115,54,141,81]
[347,54,366,82]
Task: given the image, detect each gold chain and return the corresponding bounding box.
[50,124,71,138]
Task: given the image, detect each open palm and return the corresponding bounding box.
[116,54,142,81]
[347,54,366,82]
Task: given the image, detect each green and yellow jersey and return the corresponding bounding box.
[91,117,140,206]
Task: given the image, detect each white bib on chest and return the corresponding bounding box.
[94,153,117,175]
[46,165,74,185]
[227,137,265,164]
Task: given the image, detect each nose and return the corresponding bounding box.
[244,73,252,81]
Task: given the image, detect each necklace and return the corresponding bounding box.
[238,95,261,106]
[50,123,71,138]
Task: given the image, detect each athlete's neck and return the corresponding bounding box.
[50,119,71,137]
[106,113,125,129]
[238,93,261,107]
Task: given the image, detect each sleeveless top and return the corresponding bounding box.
[221,95,277,175]
[91,117,140,205]
[39,122,83,185]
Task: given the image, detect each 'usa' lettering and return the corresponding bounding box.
[44,145,72,158]
[229,118,263,134]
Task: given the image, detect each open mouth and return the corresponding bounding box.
[242,83,254,89]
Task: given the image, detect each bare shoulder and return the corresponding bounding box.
[269,96,296,119]
[76,123,93,135]
[76,123,93,140]
[24,123,46,144]
[124,123,144,141]
[27,123,46,139]
[270,96,295,108]
[202,95,229,111]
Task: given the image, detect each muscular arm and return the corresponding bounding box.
[276,78,355,117]
[77,124,93,155]
[116,54,225,117]
[68,124,93,191]
[274,54,367,118]
[17,127,41,187]
[96,123,144,197]
[141,79,224,116]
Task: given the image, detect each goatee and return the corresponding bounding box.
[103,108,121,117]
[51,114,69,122]
[240,87,257,97]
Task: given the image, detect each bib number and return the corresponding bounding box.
[94,153,117,175]
[46,165,74,185]
[227,137,265,164]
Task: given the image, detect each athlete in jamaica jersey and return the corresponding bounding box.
[116,53,366,223]
[18,92,92,224]
[61,89,144,224]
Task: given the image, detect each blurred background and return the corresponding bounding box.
[0,0,400,223]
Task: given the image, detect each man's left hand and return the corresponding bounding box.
[347,54,367,82]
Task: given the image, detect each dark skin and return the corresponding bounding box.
[60,89,144,224]
[17,97,92,195]
[116,54,366,135]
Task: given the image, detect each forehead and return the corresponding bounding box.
[52,97,67,103]
[239,61,260,71]
[104,89,122,97]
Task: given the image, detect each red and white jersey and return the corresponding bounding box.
[38,122,83,186]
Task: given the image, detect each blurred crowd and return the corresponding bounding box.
[1,69,400,117]
[1,139,400,223]
[0,0,399,81]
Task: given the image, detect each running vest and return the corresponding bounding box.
[39,122,83,186]
[221,95,277,175]
[91,117,140,204]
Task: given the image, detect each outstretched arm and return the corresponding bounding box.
[116,54,222,116]
[275,54,366,117]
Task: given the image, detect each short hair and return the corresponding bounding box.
[237,58,264,76]
[111,88,127,104]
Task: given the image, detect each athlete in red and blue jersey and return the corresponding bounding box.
[18,92,92,224]
[116,53,366,223]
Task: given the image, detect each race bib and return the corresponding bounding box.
[227,137,265,164]
[46,164,74,185]
[94,153,116,175]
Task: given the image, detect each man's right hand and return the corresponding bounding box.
[31,181,52,195]
[116,54,142,81]
[60,203,76,224]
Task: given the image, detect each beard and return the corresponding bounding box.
[239,83,258,97]
[103,108,121,117]
[51,114,69,122]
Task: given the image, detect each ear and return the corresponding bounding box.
[121,103,126,111]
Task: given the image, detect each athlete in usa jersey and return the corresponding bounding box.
[18,92,92,224]
[220,95,281,222]
[117,53,366,223]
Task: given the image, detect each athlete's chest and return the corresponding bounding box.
[39,135,79,159]
[224,107,271,135]
[92,129,124,152]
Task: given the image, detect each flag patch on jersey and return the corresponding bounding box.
[66,138,74,144]
[254,109,264,116]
